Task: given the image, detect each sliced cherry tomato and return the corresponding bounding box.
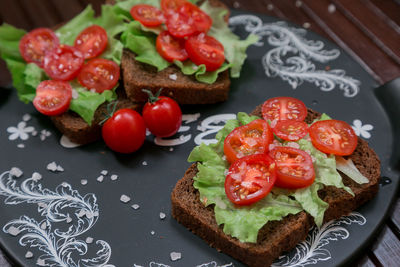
[224,119,273,164]
[161,0,186,12]
[309,119,358,156]
[165,10,197,38]
[185,34,225,71]
[130,4,165,27]
[272,120,309,141]
[43,45,84,81]
[77,58,120,93]
[102,108,146,154]
[225,154,277,206]
[262,97,307,122]
[74,25,108,59]
[156,31,188,62]
[142,90,182,137]
[19,28,59,67]
[33,80,72,116]
[269,146,315,189]
[179,2,212,33]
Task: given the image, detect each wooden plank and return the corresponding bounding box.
[79,0,103,14]
[220,0,276,16]
[357,255,376,267]
[301,0,400,84]
[333,0,400,65]
[367,0,400,30]
[0,0,33,30]
[0,252,11,267]
[16,0,61,28]
[390,197,400,231]
[372,225,400,267]
[50,0,86,22]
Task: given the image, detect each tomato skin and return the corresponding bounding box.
[77,58,120,93]
[33,80,72,116]
[269,147,315,189]
[43,45,84,81]
[225,154,277,206]
[161,0,186,12]
[309,119,358,156]
[224,119,273,164]
[165,10,197,38]
[102,109,146,154]
[262,97,307,122]
[19,28,59,67]
[74,25,108,59]
[130,4,165,27]
[179,2,212,33]
[272,120,309,141]
[185,34,225,71]
[156,31,188,62]
[143,96,182,137]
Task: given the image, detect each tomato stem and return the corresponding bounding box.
[142,88,162,104]
[99,101,118,125]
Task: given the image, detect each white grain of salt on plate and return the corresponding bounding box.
[110,174,118,181]
[142,161,148,166]
[22,114,31,122]
[77,209,86,218]
[267,4,274,10]
[97,175,104,182]
[120,194,131,203]
[40,221,47,230]
[17,143,25,148]
[295,0,302,7]
[101,170,108,176]
[86,237,94,244]
[66,216,72,223]
[170,252,182,261]
[7,226,20,236]
[81,179,88,185]
[150,230,155,235]
[131,204,140,210]
[169,147,174,152]
[328,4,336,13]
[37,259,46,266]
[159,212,166,220]
[10,167,23,177]
[25,251,33,259]
[303,22,311,28]
[32,172,42,181]
[32,130,38,136]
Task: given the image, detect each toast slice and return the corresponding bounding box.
[171,107,381,267]
[50,89,142,144]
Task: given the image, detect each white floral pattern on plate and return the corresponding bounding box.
[352,119,373,139]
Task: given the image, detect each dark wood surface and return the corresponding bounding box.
[0,0,399,266]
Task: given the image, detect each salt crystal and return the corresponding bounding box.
[159,212,166,220]
[10,167,23,177]
[25,251,33,259]
[61,182,68,187]
[46,162,58,172]
[81,179,88,185]
[233,1,240,8]
[267,4,274,10]
[110,174,118,181]
[101,170,108,176]
[7,226,20,236]
[17,143,25,148]
[169,73,177,81]
[120,194,131,203]
[31,130,38,136]
[40,221,47,230]
[32,172,42,181]
[295,0,302,7]
[66,216,72,223]
[150,230,155,235]
[22,114,31,122]
[303,22,311,28]
[131,204,140,210]
[86,211,94,219]
[97,175,104,182]
[170,252,182,261]
[37,259,46,266]
[77,210,86,218]
[142,161,148,166]
[56,165,64,172]
[93,211,99,217]
[328,4,336,13]
[86,237,94,244]
[169,147,174,152]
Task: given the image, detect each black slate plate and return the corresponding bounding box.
[0,10,399,267]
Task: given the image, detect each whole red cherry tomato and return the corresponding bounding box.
[33,80,72,116]
[225,154,277,206]
[102,108,146,153]
[142,89,182,137]
[74,25,108,59]
[19,28,59,67]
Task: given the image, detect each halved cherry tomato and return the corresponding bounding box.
[224,119,273,164]
[130,4,165,27]
[43,45,84,81]
[19,28,59,68]
[179,2,212,33]
[102,108,146,154]
[77,58,120,93]
[262,97,307,122]
[185,34,225,71]
[33,80,72,116]
[272,120,309,141]
[225,154,277,206]
[309,119,358,156]
[74,25,108,59]
[156,31,188,62]
[161,0,186,12]
[269,146,315,189]
[165,11,197,38]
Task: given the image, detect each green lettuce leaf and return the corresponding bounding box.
[0,4,124,124]
[117,0,257,83]
[189,113,302,243]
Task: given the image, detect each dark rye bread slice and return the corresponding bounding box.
[50,89,141,144]
[171,107,381,267]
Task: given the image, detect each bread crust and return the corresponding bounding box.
[171,108,381,267]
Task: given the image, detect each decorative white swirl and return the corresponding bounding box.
[272,212,366,267]
[229,15,361,97]
[0,170,112,266]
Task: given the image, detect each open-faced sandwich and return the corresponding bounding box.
[0,0,257,146]
[171,96,381,267]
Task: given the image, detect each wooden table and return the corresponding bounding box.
[0,0,399,266]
